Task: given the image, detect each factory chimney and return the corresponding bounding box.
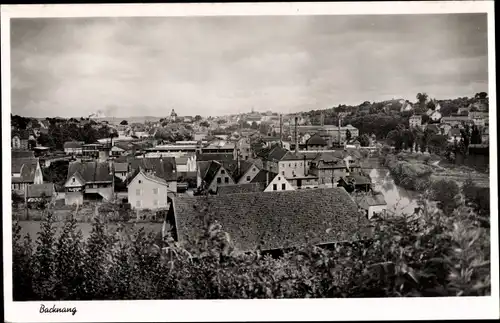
[279,114,283,148]
[338,117,342,147]
[294,116,299,153]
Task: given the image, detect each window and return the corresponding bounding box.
[289,163,291,167]
[246,176,251,181]
[224,177,229,183]
[282,183,286,190]
[282,171,285,175]
[278,177,281,180]
[72,178,75,183]
[136,200,141,207]
[136,189,141,196]
[153,188,158,195]
[221,170,225,174]
[300,163,302,166]
[138,180,142,184]
[217,177,221,184]
[273,184,277,191]
[294,163,297,168]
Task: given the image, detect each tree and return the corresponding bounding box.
[470,125,482,145]
[474,92,488,100]
[250,121,259,130]
[194,115,202,122]
[358,134,370,147]
[416,93,428,107]
[430,179,460,214]
[120,120,128,125]
[200,121,210,128]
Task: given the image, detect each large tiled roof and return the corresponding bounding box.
[12,150,35,158]
[114,162,129,173]
[12,157,38,174]
[67,161,114,184]
[196,152,234,162]
[172,188,371,252]
[128,157,177,182]
[217,183,266,195]
[26,183,55,198]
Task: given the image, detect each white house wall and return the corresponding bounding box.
[264,175,295,192]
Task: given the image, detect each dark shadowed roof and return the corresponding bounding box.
[250,169,278,184]
[196,152,234,161]
[306,133,327,146]
[67,161,113,184]
[128,157,177,182]
[347,174,373,186]
[172,188,371,252]
[27,183,55,198]
[217,183,266,195]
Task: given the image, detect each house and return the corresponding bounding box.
[165,188,372,253]
[409,115,422,128]
[250,169,296,192]
[308,151,350,187]
[400,101,413,112]
[429,110,442,122]
[128,168,173,210]
[82,144,102,159]
[175,154,197,173]
[354,193,387,220]
[202,141,236,156]
[440,124,452,136]
[114,162,129,181]
[448,128,462,143]
[306,133,328,150]
[196,160,255,193]
[217,183,266,195]
[441,116,472,128]
[235,137,252,160]
[127,157,178,197]
[12,129,34,150]
[63,141,84,155]
[26,183,56,204]
[64,161,114,205]
[337,174,373,193]
[11,157,44,193]
[110,142,135,157]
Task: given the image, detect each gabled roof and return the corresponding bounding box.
[128,157,177,182]
[63,141,83,149]
[306,133,327,146]
[250,169,278,184]
[261,145,288,162]
[196,152,234,162]
[131,169,169,186]
[12,157,38,174]
[172,188,371,252]
[26,183,55,198]
[67,161,113,184]
[199,160,253,184]
[217,183,266,195]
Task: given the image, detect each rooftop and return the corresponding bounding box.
[172,188,371,252]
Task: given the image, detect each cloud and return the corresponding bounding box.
[10,14,488,117]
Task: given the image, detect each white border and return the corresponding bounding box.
[2,2,498,322]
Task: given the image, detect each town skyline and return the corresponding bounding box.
[11,14,488,118]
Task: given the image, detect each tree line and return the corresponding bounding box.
[12,187,490,300]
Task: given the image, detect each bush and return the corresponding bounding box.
[12,197,490,300]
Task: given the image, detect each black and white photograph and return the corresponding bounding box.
[2,2,498,322]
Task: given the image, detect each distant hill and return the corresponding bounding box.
[93,116,164,124]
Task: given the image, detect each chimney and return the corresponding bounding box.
[279,114,283,148]
[266,170,269,187]
[338,117,342,146]
[303,155,307,176]
[294,116,299,153]
[321,112,324,126]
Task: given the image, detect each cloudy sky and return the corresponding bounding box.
[11,14,488,118]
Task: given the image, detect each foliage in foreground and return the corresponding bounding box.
[12,198,490,300]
